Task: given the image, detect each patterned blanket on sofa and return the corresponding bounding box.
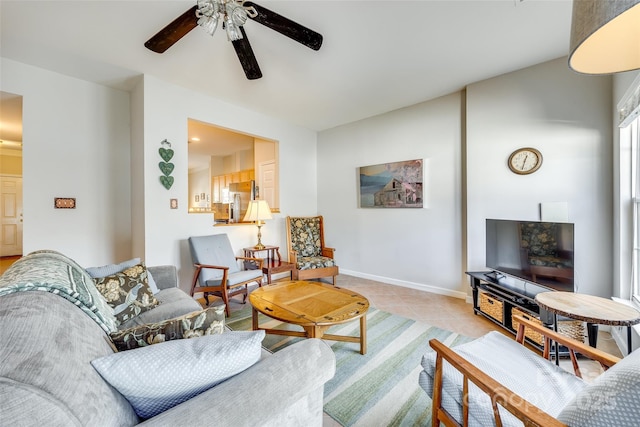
[0,250,118,333]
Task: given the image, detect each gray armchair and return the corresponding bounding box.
[188,234,264,316]
[420,315,637,427]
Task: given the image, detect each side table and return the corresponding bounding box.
[243,245,294,284]
[536,291,640,357]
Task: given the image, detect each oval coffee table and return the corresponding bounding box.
[249,280,370,354]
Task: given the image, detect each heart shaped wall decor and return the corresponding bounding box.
[159,162,175,176]
[158,140,175,190]
[159,148,174,162]
[160,175,174,190]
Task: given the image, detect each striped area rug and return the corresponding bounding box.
[226,306,472,427]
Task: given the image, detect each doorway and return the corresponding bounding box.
[0,176,23,256]
[0,91,24,262]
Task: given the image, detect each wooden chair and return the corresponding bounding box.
[421,315,631,427]
[285,216,339,285]
[188,234,263,317]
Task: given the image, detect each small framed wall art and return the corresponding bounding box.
[358,159,423,208]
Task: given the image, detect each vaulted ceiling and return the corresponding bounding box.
[0,1,573,132]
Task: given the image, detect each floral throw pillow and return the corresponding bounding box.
[109,305,226,351]
[94,263,159,325]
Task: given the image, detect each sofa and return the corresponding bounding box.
[0,251,336,426]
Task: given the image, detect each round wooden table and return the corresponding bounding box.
[536,292,640,355]
[249,280,370,354]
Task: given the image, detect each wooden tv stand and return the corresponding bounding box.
[467,271,566,349]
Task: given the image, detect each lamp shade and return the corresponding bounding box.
[569,0,640,74]
[243,200,273,222]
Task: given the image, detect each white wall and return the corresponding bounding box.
[2,55,617,302]
[188,168,210,210]
[136,75,318,290]
[466,58,613,297]
[319,58,613,300]
[318,93,465,298]
[130,78,145,261]
[0,58,132,266]
[0,57,317,291]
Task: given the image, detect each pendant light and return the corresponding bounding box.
[569,0,640,74]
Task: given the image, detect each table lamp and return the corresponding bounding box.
[243,199,273,250]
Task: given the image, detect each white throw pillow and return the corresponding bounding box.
[91,331,265,419]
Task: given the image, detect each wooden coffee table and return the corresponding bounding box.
[249,280,370,354]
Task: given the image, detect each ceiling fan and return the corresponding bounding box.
[144,0,323,80]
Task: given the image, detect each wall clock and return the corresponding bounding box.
[508,147,543,175]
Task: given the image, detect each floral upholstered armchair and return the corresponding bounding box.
[286,216,339,284]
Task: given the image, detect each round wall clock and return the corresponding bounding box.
[508,147,543,175]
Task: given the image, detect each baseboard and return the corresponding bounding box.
[611,326,627,356]
[610,297,639,356]
[611,323,639,357]
[339,269,468,300]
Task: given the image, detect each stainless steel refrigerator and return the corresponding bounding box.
[228,180,255,223]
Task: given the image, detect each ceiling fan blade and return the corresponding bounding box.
[245,2,323,51]
[232,27,263,80]
[145,5,199,53]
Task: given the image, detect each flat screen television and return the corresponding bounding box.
[485,219,574,292]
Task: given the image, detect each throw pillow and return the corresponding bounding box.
[91,331,265,419]
[87,258,160,294]
[557,347,640,426]
[110,305,226,351]
[94,263,160,324]
[86,258,141,278]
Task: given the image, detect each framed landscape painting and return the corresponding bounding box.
[358,159,423,208]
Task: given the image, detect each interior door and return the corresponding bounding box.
[258,160,276,209]
[1,176,23,256]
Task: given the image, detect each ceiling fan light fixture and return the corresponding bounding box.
[197,0,218,16]
[196,0,220,36]
[197,14,219,36]
[145,0,323,80]
[225,15,243,41]
[230,4,248,26]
